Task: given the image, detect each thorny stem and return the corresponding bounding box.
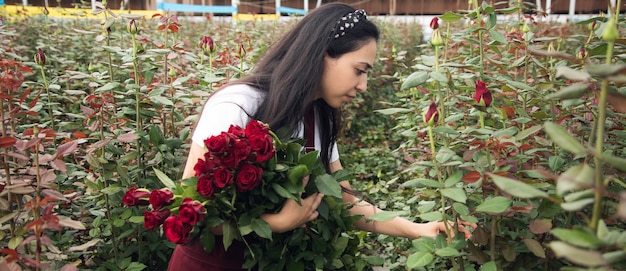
[33,137,42,271]
[590,0,619,229]
[131,33,144,179]
[39,65,53,132]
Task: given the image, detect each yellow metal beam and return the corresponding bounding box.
[0,5,155,20]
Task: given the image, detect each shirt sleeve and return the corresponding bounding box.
[191,102,252,146]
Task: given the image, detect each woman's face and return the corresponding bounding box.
[320,39,377,109]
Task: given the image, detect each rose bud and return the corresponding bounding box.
[34,48,46,65]
[430,17,439,30]
[127,19,138,35]
[144,209,171,230]
[199,35,215,55]
[149,188,174,210]
[122,188,150,207]
[423,102,439,126]
[238,43,246,58]
[602,19,618,42]
[431,29,444,46]
[474,80,492,107]
[577,48,587,60]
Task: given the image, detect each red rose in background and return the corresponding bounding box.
[236,163,263,192]
[144,209,171,230]
[474,80,492,107]
[163,215,192,244]
[197,175,215,198]
[245,120,269,138]
[122,188,150,207]
[249,134,274,162]
[178,198,206,226]
[213,167,234,188]
[149,189,174,210]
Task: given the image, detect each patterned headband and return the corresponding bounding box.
[332,9,367,39]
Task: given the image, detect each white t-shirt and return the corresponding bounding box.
[192,84,340,163]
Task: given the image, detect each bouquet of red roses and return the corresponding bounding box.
[123,120,365,270]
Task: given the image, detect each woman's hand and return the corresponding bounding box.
[418,220,476,240]
[260,176,325,233]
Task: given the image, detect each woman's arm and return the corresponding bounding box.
[184,142,324,234]
[329,160,473,239]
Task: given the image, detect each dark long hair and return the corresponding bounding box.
[237,2,380,172]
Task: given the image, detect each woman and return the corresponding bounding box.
[168,2,473,270]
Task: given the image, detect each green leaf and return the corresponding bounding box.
[549,241,607,267]
[545,83,589,100]
[480,261,497,271]
[544,121,587,155]
[523,238,546,258]
[551,228,604,248]
[435,247,460,257]
[444,171,463,187]
[298,151,319,169]
[452,203,470,215]
[441,188,466,203]
[251,219,272,241]
[555,66,591,81]
[488,173,549,198]
[440,11,464,22]
[406,251,434,268]
[419,211,443,221]
[401,71,429,90]
[556,163,594,195]
[154,168,176,189]
[149,95,174,106]
[222,222,237,251]
[126,262,147,271]
[128,216,144,224]
[585,63,626,77]
[515,124,542,141]
[489,29,507,44]
[561,198,594,211]
[314,174,342,199]
[475,196,512,213]
[601,153,626,172]
[369,211,404,222]
[272,183,298,201]
[375,107,411,115]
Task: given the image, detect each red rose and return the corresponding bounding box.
[227,124,246,138]
[220,150,239,168]
[122,188,150,207]
[474,80,492,107]
[245,120,269,138]
[194,156,219,178]
[249,134,275,163]
[197,175,215,198]
[144,209,170,230]
[213,167,234,188]
[233,138,251,164]
[163,215,192,244]
[149,189,174,210]
[204,132,230,154]
[178,198,206,226]
[236,163,263,192]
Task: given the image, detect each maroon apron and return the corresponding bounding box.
[168,237,248,271]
